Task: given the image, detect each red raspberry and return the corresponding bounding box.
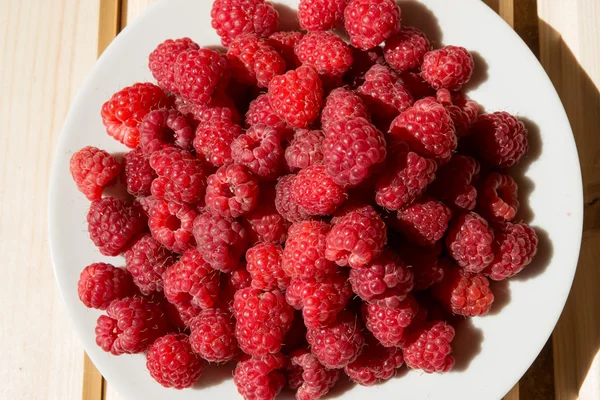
[384,27,430,72]
[400,70,436,99]
[471,111,528,168]
[291,164,346,216]
[295,32,353,78]
[397,243,444,290]
[70,146,121,201]
[484,222,538,280]
[362,295,419,347]
[430,155,480,212]
[176,94,241,127]
[101,83,169,148]
[274,175,310,223]
[246,242,289,291]
[288,348,341,400]
[344,46,386,87]
[228,34,286,88]
[306,311,365,369]
[189,308,238,362]
[87,198,146,256]
[298,0,348,32]
[165,301,202,331]
[344,0,401,50]
[121,147,156,197]
[436,89,479,137]
[231,128,283,180]
[245,93,287,130]
[285,272,352,328]
[193,111,243,167]
[95,297,168,355]
[205,163,259,218]
[139,109,194,155]
[403,321,455,373]
[478,172,519,223]
[395,199,453,248]
[174,49,230,105]
[148,198,197,254]
[390,97,457,163]
[421,46,474,91]
[219,268,253,311]
[344,336,404,385]
[234,353,287,400]
[149,147,207,205]
[268,31,304,69]
[125,233,176,295]
[267,66,324,128]
[234,288,294,356]
[146,334,204,389]
[320,88,370,134]
[244,184,290,244]
[446,212,495,273]
[285,129,324,172]
[349,250,413,301]
[78,263,135,310]
[211,0,279,47]
[148,38,200,93]
[193,211,249,272]
[283,310,309,354]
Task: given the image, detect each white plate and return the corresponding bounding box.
[49,0,583,399]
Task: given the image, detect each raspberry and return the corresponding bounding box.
[231,128,283,180]
[87,198,146,256]
[146,334,204,389]
[436,89,479,137]
[193,111,243,167]
[344,0,401,50]
[70,146,121,201]
[478,172,519,223]
[101,83,169,148]
[95,297,168,355]
[243,184,290,244]
[138,195,158,217]
[325,203,387,268]
[165,302,202,330]
[289,348,341,400]
[121,147,156,197]
[348,250,413,301]
[124,233,176,295]
[295,32,353,78]
[362,294,419,347]
[211,0,279,47]
[403,321,455,373]
[344,336,404,385]
[205,163,260,218]
[228,34,286,88]
[397,244,444,290]
[306,311,365,368]
[267,66,324,128]
[282,220,338,280]
[285,272,352,328]
[219,268,253,312]
[429,155,480,212]
[471,111,528,167]
[148,37,200,93]
[446,212,495,273]
[139,109,194,155]
[283,310,308,354]
[78,263,135,309]
[245,93,287,130]
[246,242,289,291]
[389,97,457,163]
[400,70,436,99]
[320,88,370,134]
[291,164,346,216]
[148,198,197,254]
[285,129,325,172]
[274,174,309,222]
[268,31,304,69]
[234,288,294,356]
[174,49,230,105]
[189,308,238,362]
[176,94,241,127]
[234,353,287,400]
[344,46,386,87]
[298,0,347,32]
[421,46,474,91]
[374,143,436,210]
[384,27,430,72]
[149,147,207,205]
[193,211,249,272]
[484,222,538,280]
[395,199,453,248]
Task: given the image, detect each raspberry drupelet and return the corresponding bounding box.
[446,212,495,273]
[290,164,347,216]
[344,0,402,50]
[205,163,260,218]
[146,334,205,389]
[148,37,200,93]
[211,0,279,47]
[421,45,474,91]
[189,308,238,363]
[70,146,121,200]
[78,263,135,310]
[288,348,341,400]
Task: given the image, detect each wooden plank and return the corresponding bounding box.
[98,0,122,55]
[82,353,105,400]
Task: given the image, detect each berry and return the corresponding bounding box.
[289,348,341,400]
[362,295,419,347]
[139,109,194,155]
[146,334,204,389]
[478,172,519,223]
[125,233,176,295]
[228,34,286,88]
[234,353,287,400]
[176,94,241,127]
[436,89,479,137]
[101,83,169,148]
[220,268,253,311]
[189,308,238,362]
[403,321,455,373]
[244,184,290,244]
[344,46,386,87]
[205,163,260,218]
[384,27,430,72]
[484,222,538,280]
[247,242,289,291]
[70,146,121,201]
[295,32,353,78]
[87,197,146,256]
[429,155,480,212]
[174,49,230,105]
[148,37,200,93]
[397,244,444,290]
[211,0,279,47]
[231,127,283,180]
[395,199,453,248]
[78,263,135,309]
[148,198,197,254]
[268,31,304,69]
[121,147,156,197]
[298,0,348,32]
[446,212,495,273]
[399,70,436,99]
[245,93,287,130]
[471,111,528,168]
[95,297,168,355]
[306,311,365,369]
[344,337,404,385]
[321,88,370,134]
[348,250,413,301]
[193,111,243,167]
[344,0,401,50]
[165,302,202,330]
[275,174,310,222]
[285,129,325,172]
[291,164,347,216]
[267,66,324,128]
[421,45,474,91]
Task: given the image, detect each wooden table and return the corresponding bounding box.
[0,0,598,399]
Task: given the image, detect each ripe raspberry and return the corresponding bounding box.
[478,172,519,223]
[446,212,495,273]
[397,244,444,290]
[344,46,386,87]
[95,297,168,355]
[139,109,194,155]
[289,348,341,400]
[285,273,352,328]
[291,164,346,216]
[245,93,287,130]
[149,147,207,205]
[298,0,347,32]
[267,66,324,128]
[244,184,290,244]
[282,310,309,354]
[87,198,146,256]
[349,250,413,301]
[400,70,436,99]
[384,27,430,72]
[471,111,528,168]
[231,128,283,180]
[268,31,303,69]
[246,242,289,291]
[165,301,202,330]
[395,199,453,248]
[285,129,324,172]
[344,337,404,385]
[176,94,241,127]
[403,321,455,373]
[138,195,158,217]
[124,233,176,295]
[234,353,287,400]
[282,220,338,280]
[306,311,365,369]
[274,174,310,222]
[436,89,479,137]
[421,46,474,91]
[78,263,135,310]
[146,334,204,389]
[211,0,279,47]
[429,155,480,212]
[228,34,286,88]
[390,97,457,163]
[193,111,243,167]
[148,198,197,254]
[362,295,419,347]
[189,308,238,362]
[174,49,230,105]
[193,211,249,272]
[484,222,538,280]
[320,88,370,134]
[344,0,401,50]
[121,147,156,197]
[148,37,200,93]
[101,83,170,148]
[295,32,353,78]
[205,163,259,218]
[70,146,121,200]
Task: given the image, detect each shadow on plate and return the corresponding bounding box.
[451,317,484,372]
[397,0,442,46]
[192,362,235,390]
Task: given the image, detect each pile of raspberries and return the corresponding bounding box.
[71,0,539,398]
